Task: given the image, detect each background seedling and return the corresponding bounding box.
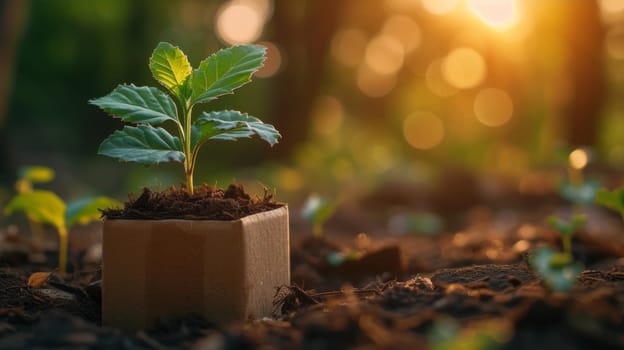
[4,173,121,274]
[301,194,339,237]
[14,166,56,242]
[529,246,582,293]
[547,214,585,258]
[90,42,280,194]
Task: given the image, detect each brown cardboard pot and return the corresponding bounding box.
[102,206,289,331]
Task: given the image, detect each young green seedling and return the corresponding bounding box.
[595,186,624,220]
[547,214,585,259]
[90,42,280,194]
[14,166,56,241]
[5,186,121,274]
[529,246,582,293]
[301,194,338,237]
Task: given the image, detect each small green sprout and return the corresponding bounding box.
[15,165,55,193]
[558,179,600,207]
[595,186,624,220]
[90,42,280,195]
[301,194,338,237]
[4,177,121,274]
[427,317,509,350]
[327,250,360,266]
[547,214,585,258]
[529,246,582,293]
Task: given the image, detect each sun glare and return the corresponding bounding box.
[467,0,519,30]
[421,0,460,15]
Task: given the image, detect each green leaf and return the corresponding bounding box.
[529,247,582,293]
[5,190,66,231]
[191,45,266,104]
[19,166,55,184]
[66,196,123,228]
[89,84,178,125]
[547,214,585,237]
[595,187,624,215]
[559,179,600,205]
[192,110,280,149]
[301,195,337,226]
[98,125,185,164]
[149,42,193,98]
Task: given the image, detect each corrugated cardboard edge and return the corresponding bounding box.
[102,206,289,331]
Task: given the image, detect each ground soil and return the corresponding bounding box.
[1,180,624,349]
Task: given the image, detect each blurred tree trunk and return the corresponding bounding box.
[0,0,29,182]
[271,0,344,158]
[561,0,605,147]
[0,0,29,127]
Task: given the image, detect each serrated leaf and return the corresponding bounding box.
[4,190,66,232]
[98,125,185,164]
[595,187,624,215]
[66,196,123,228]
[19,166,55,184]
[149,42,192,98]
[192,110,280,149]
[89,84,178,125]
[191,45,266,104]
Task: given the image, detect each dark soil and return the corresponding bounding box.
[102,184,282,220]
[2,178,624,349]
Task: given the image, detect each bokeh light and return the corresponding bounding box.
[421,0,460,16]
[467,0,520,30]
[331,28,368,67]
[606,25,624,60]
[426,59,459,97]
[599,0,624,14]
[382,15,421,53]
[569,149,589,170]
[473,88,513,127]
[364,34,405,75]
[442,47,486,89]
[357,65,397,98]
[215,0,267,44]
[403,112,445,149]
[255,41,283,77]
[311,96,345,135]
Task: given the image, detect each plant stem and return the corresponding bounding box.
[184,105,194,194]
[562,236,572,258]
[58,226,68,274]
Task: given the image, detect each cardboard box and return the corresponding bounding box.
[102,206,289,331]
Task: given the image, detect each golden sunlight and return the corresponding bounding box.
[473,88,513,127]
[467,0,519,30]
[421,0,460,15]
[215,1,265,44]
[442,47,486,89]
[403,112,445,149]
[599,0,624,14]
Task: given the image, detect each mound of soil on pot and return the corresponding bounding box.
[101,184,282,221]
